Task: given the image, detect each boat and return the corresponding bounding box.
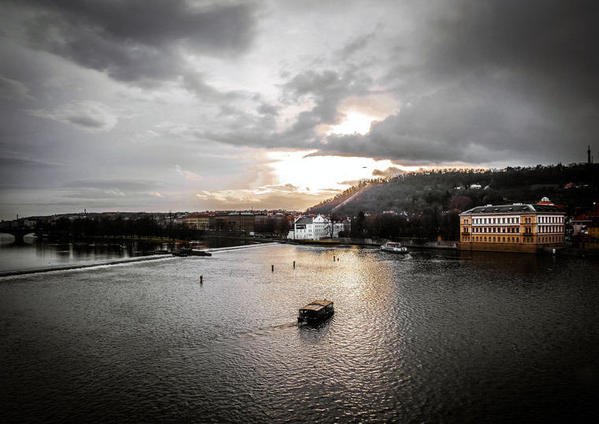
[298,300,334,324]
[380,241,408,254]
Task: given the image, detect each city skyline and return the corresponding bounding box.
[1,0,597,220]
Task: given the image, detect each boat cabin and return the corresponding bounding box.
[298,300,334,324]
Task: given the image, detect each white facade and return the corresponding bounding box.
[293,215,345,240]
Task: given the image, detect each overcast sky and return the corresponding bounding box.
[1,0,597,219]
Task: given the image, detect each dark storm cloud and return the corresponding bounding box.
[318,77,561,163]
[199,0,599,165]
[424,0,599,94]
[17,0,257,84]
[311,0,599,163]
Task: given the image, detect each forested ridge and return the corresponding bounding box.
[307,163,598,241]
[309,163,599,217]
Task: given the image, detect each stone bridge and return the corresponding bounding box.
[0,226,36,244]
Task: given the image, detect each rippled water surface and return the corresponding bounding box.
[1,245,599,423]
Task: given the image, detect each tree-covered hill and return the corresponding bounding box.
[308,163,599,217]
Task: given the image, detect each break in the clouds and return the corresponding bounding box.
[0,0,598,218]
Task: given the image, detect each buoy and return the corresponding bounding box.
[200,275,203,284]
[293,260,296,269]
[333,255,335,261]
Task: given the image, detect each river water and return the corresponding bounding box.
[0,234,255,273]
[1,245,598,423]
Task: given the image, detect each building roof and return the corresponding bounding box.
[460,203,564,215]
[534,204,564,213]
[295,216,313,225]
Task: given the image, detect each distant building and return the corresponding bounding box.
[469,184,482,190]
[570,205,599,249]
[459,199,565,253]
[211,212,256,233]
[183,213,211,230]
[291,215,344,240]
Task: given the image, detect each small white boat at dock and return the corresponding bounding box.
[380,241,408,254]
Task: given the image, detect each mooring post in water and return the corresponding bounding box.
[333,255,335,261]
[293,260,295,269]
[200,275,203,284]
[272,264,274,272]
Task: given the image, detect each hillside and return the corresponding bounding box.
[308,163,599,217]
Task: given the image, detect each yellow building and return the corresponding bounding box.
[459,203,565,253]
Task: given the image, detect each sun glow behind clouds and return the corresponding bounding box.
[326,111,376,135]
[193,151,426,210]
[268,150,404,193]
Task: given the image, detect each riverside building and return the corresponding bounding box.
[459,200,565,253]
[289,215,344,240]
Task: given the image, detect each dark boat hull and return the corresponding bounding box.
[298,310,334,324]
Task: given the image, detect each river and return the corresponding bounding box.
[0,234,257,274]
[1,244,598,423]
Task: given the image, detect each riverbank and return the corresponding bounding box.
[284,238,459,250]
